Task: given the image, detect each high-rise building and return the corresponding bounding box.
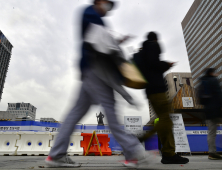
[181,0,222,88]
[0,30,13,101]
[6,102,37,120]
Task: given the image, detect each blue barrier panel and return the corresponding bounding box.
[0,121,34,131]
[0,121,83,132]
[83,125,124,133]
[144,135,158,150]
[185,126,222,152]
[143,126,158,150]
[32,121,60,128]
[0,121,33,126]
[108,134,122,151]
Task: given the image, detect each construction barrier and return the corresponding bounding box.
[0,132,20,155]
[16,132,52,156]
[83,125,122,152]
[186,126,222,152]
[108,134,122,152]
[143,126,159,150]
[0,121,83,132]
[50,132,83,156]
[81,133,112,156]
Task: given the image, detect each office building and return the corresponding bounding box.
[0,111,16,121]
[181,0,222,88]
[40,118,58,123]
[0,30,13,101]
[7,102,37,120]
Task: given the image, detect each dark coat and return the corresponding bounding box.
[80,5,105,73]
[133,40,170,96]
[201,75,222,119]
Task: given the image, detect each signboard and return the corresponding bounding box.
[170,114,191,153]
[182,97,194,107]
[0,126,21,131]
[124,116,143,136]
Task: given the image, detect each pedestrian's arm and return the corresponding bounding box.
[147,52,171,73]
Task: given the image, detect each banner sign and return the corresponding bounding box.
[182,97,194,107]
[186,130,222,135]
[124,116,143,136]
[0,126,21,131]
[94,130,111,134]
[41,127,59,132]
[170,114,191,153]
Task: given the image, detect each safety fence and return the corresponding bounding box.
[0,121,222,155]
[0,131,114,156]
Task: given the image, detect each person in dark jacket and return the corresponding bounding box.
[200,68,222,160]
[134,32,189,164]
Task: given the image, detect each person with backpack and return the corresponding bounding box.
[133,32,189,164]
[199,68,222,160]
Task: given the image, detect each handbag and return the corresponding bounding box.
[119,62,147,89]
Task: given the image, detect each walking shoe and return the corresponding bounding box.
[161,153,189,164]
[208,153,222,160]
[45,155,81,167]
[120,150,151,168]
[120,160,138,168]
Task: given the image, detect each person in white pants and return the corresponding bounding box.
[45,0,147,168]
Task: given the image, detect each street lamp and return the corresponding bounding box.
[173,76,177,92]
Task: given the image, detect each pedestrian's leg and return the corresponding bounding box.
[149,93,175,157]
[103,100,143,161]
[87,72,144,161]
[207,119,217,154]
[49,86,91,159]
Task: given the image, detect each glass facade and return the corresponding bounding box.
[192,53,222,81]
[188,25,222,59]
[183,0,209,34]
[186,11,222,51]
[191,43,222,70]
[0,31,12,101]
[182,0,222,88]
[184,0,221,42]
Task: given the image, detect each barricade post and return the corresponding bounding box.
[16,132,52,156]
[50,132,83,156]
[85,131,102,156]
[81,133,111,156]
[0,132,20,155]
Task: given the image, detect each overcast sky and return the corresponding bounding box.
[0,0,194,125]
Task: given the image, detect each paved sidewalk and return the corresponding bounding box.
[0,154,222,170]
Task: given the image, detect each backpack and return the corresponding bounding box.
[198,79,212,105]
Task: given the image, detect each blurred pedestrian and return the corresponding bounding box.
[199,68,222,160]
[45,0,147,168]
[133,32,189,164]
